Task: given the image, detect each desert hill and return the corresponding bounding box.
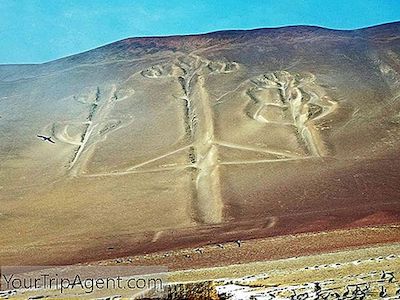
[0,22,400,265]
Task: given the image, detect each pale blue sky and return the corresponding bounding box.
[1,0,400,64]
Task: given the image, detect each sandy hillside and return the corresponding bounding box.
[0,23,400,266]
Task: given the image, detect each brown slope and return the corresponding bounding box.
[0,22,400,266]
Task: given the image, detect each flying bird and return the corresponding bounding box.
[37,135,55,144]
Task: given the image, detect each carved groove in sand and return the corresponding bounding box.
[54,55,337,226]
[140,55,227,224]
[43,85,134,176]
[245,71,337,156]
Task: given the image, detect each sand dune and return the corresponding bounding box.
[1,22,400,267]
